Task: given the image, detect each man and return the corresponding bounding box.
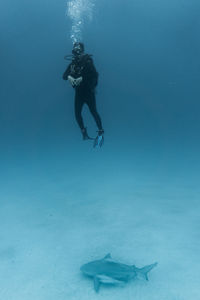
[63,42,104,147]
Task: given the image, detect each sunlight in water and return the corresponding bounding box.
[67,0,95,43]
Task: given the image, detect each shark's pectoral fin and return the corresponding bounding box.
[98,275,124,285]
[94,276,100,292]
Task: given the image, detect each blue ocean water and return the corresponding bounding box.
[0,0,200,299]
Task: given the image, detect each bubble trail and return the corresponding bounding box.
[66,0,95,43]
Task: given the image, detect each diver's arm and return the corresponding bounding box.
[63,63,82,86]
[63,64,71,80]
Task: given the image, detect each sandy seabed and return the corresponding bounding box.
[0,140,199,300]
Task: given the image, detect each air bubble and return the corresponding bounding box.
[66,0,95,43]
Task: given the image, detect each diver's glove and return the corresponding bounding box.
[68,76,83,87]
[74,76,83,86]
[68,75,76,87]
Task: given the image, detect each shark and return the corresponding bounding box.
[80,253,157,292]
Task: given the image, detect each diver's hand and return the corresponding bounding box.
[68,75,76,87]
[74,76,83,86]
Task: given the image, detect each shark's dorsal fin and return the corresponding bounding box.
[132,265,136,268]
[104,253,112,260]
[94,276,100,292]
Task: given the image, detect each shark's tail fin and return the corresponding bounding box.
[136,262,158,281]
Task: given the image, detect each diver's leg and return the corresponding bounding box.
[87,93,104,147]
[87,93,103,131]
[75,93,90,140]
[74,93,84,130]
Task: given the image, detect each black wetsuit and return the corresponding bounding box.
[63,54,103,131]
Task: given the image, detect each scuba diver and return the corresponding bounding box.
[63,42,104,147]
